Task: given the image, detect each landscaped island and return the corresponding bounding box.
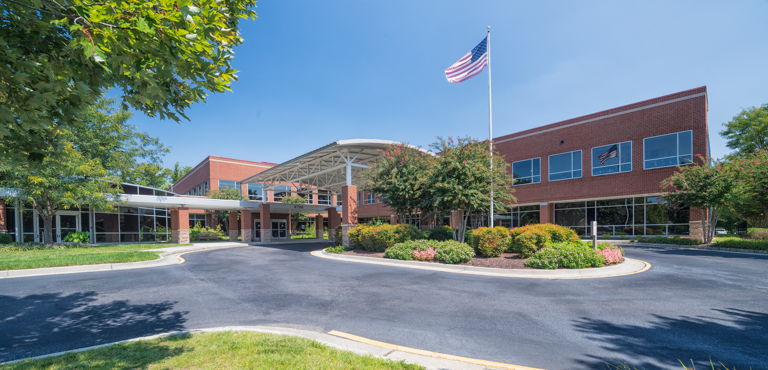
[327,224,624,270]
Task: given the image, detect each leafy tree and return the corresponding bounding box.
[169,162,194,183]
[281,194,309,235]
[659,155,738,243]
[720,103,768,157]
[427,137,515,242]
[730,150,768,227]
[0,95,168,244]
[208,187,244,201]
[0,0,257,159]
[124,163,172,189]
[362,143,434,224]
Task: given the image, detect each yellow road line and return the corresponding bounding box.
[328,330,545,370]
[312,249,651,279]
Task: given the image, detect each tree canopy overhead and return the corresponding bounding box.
[720,103,768,158]
[1,0,257,157]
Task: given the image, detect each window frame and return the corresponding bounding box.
[591,141,632,177]
[548,150,583,182]
[643,130,694,170]
[511,157,542,186]
[218,179,239,190]
[366,192,375,205]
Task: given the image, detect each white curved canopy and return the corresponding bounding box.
[241,139,431,195]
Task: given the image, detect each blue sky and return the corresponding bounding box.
[128,0,768,168]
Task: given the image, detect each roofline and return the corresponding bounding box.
[494,86,707,145]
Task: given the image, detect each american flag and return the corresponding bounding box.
[598,145,618,165]
[445,36,488,83]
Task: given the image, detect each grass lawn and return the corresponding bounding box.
[3,331,423,370]
[0,243,192,271]
[712,235,768,251]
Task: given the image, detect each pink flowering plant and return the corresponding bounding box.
[413,247,437,261]
[385,239,474,264]
[598,248,623,264]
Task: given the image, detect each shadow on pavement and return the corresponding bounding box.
[572,308,768,370]
[255,241,332,253]
[0,291,188,362]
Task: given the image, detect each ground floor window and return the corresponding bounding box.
[495,205,540,228]
[554,196,689,236]
[189,214,207,228]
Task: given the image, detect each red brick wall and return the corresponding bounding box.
[342,185,358,224]
[494,87,708,206]
[357,191,395,218]
[171,156,276,196]
[171,208,189,230]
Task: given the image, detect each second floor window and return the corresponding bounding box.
[247,183,268,201]
[549,150,582,182]
[512,158,541,185]
[644,130,693,169]
[592,142,632,176]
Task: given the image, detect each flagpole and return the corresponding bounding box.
[487,26,494,227]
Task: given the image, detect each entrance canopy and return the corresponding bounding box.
[241,139,431,194]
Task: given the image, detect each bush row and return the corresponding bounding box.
[347,224,422,252]
[746,228,768,241]
[525,241,623,269]
[633,236,701,245]
[467,224,580,258]
[384,240,474,264]
[713,239,768,251]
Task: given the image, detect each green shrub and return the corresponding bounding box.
[189,222,225,241]
[510,224,579,246]
[385,239,474,264]
[348,224,422,252]
[525,242,606,269]
[601,234,611,239]
[517,229,551,258]
[325,246,349,254]
[464,228,474,245]
[713,239,768,251]
[63,231,90,243]
[747,228,768,237]
[334,225,342,246]
[635,236,701,245]
[434,240,475,264]
[0,232,13,244]
[471,227,510,257]
[746,228,768,241]
[427,226,454,241]
[619,235,627,240]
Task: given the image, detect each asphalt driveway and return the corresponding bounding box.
[0,243,766,369]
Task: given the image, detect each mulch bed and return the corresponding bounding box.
[340,249,533,270]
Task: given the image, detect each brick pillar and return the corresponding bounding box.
[539,203,553,224]
[171,207,190,244]
[341,185,357,248]
[228,211,239,241]
[327,207,339,242]
[0,199,6,233]
[315,214,324,239]
[390,214,397,225]
[240,211,253,242]
[260,204,271,243]
[689,207,705,241]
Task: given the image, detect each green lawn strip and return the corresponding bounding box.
[0,243,192,271]
[3,331,423,370]
[712,237,768,251]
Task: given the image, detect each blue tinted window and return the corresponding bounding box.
[512,158,541,185]
[644,131,693,169]
[592,142,632,176]
[549,150,582,182]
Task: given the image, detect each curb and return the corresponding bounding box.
[312,250,650,279]
[625,242,768,255]
[0,243,250,279]
[0,326,539,370]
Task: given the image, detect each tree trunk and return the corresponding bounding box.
[43,214,54,245]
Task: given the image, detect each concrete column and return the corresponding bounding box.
[341,185,358,248]
[315,214,324,239]
[390,214,397,225]
[0,199,6,234]
[241,210,253,242]
[171,207,190,244]
[228,211,239,241]
[260,204,272,243]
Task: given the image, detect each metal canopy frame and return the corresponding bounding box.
[241,139,431,197]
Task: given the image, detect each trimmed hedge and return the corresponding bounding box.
[470,227,510,257]
[385,240,475,264]
[510,224,579,258]
[713,239,768,251]
[634,236,701,245]
[525,241,618,269]
[0,233,13,244]
[516,229,550,258]
[348,224,422,252]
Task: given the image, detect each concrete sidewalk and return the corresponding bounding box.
[0,242,251,279]
[0,326,530,370]
[313,249,650,279]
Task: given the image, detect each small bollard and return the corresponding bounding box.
[591,221,597,249]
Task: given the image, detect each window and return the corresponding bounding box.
[592,141,632,176]
[247,183,268,201]
[366,192,374,205]
[273,186,291,202]
[553,197,690,236]
[318,190,330,205]
[219,180,238,190]
[548,150,582,181]
[512,158,541,185]
[189,214,206,228]
[644,130,693,169]
[337,194,343,206]
[357,192,361,205]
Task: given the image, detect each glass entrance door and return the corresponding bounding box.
[57,212,80,243]
[254,221,261,240]
[271,220,287,239]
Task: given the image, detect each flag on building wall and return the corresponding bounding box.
[445,37,488,83]
[598,145,618,165]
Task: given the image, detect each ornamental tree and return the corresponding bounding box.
[730,150,768,227]
[427,137,515,242]
[361,143,435,224]
[720,103,768,158]
[1,0,257,159]
[659,155,738,243]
